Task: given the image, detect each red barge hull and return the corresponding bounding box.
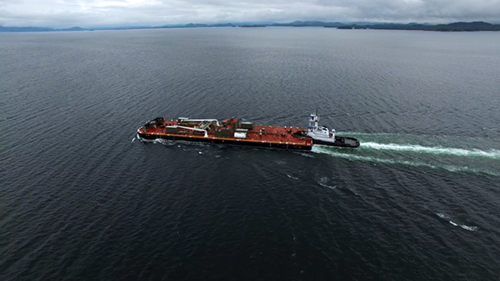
[137,117,313,150]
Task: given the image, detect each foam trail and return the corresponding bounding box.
[153,139,170,145]
[460,225,478,231]
[449,220,478,232]
[436,213,448,219]
[319,183,336,189]
[312,146,499,176]
[361,142,500,159]
[436,213,478,231]
[317,177,336,189]
[295,152,315,158]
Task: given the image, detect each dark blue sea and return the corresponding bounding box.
[2,27,500,280]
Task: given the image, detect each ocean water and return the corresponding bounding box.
[2,27,500,280]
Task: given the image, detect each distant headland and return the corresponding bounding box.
[1,21,499,32]
[334,21,500,32]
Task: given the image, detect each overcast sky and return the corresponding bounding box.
[1,0,500,28]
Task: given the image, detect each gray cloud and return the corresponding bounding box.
[1,0,499,28]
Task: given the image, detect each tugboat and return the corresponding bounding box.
[137,113,360,150]
[293,113,360,148]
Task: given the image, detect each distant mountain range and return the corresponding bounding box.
[1,21,499,32]
[335,21,500,31]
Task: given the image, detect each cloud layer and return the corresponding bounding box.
[1,0,500,28]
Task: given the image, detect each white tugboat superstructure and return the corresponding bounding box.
[299,112,360,148]
[306,113,336,144]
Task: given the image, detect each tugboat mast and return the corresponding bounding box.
[308,113,319,133]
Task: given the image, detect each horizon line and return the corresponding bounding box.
[1,20,499,30]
